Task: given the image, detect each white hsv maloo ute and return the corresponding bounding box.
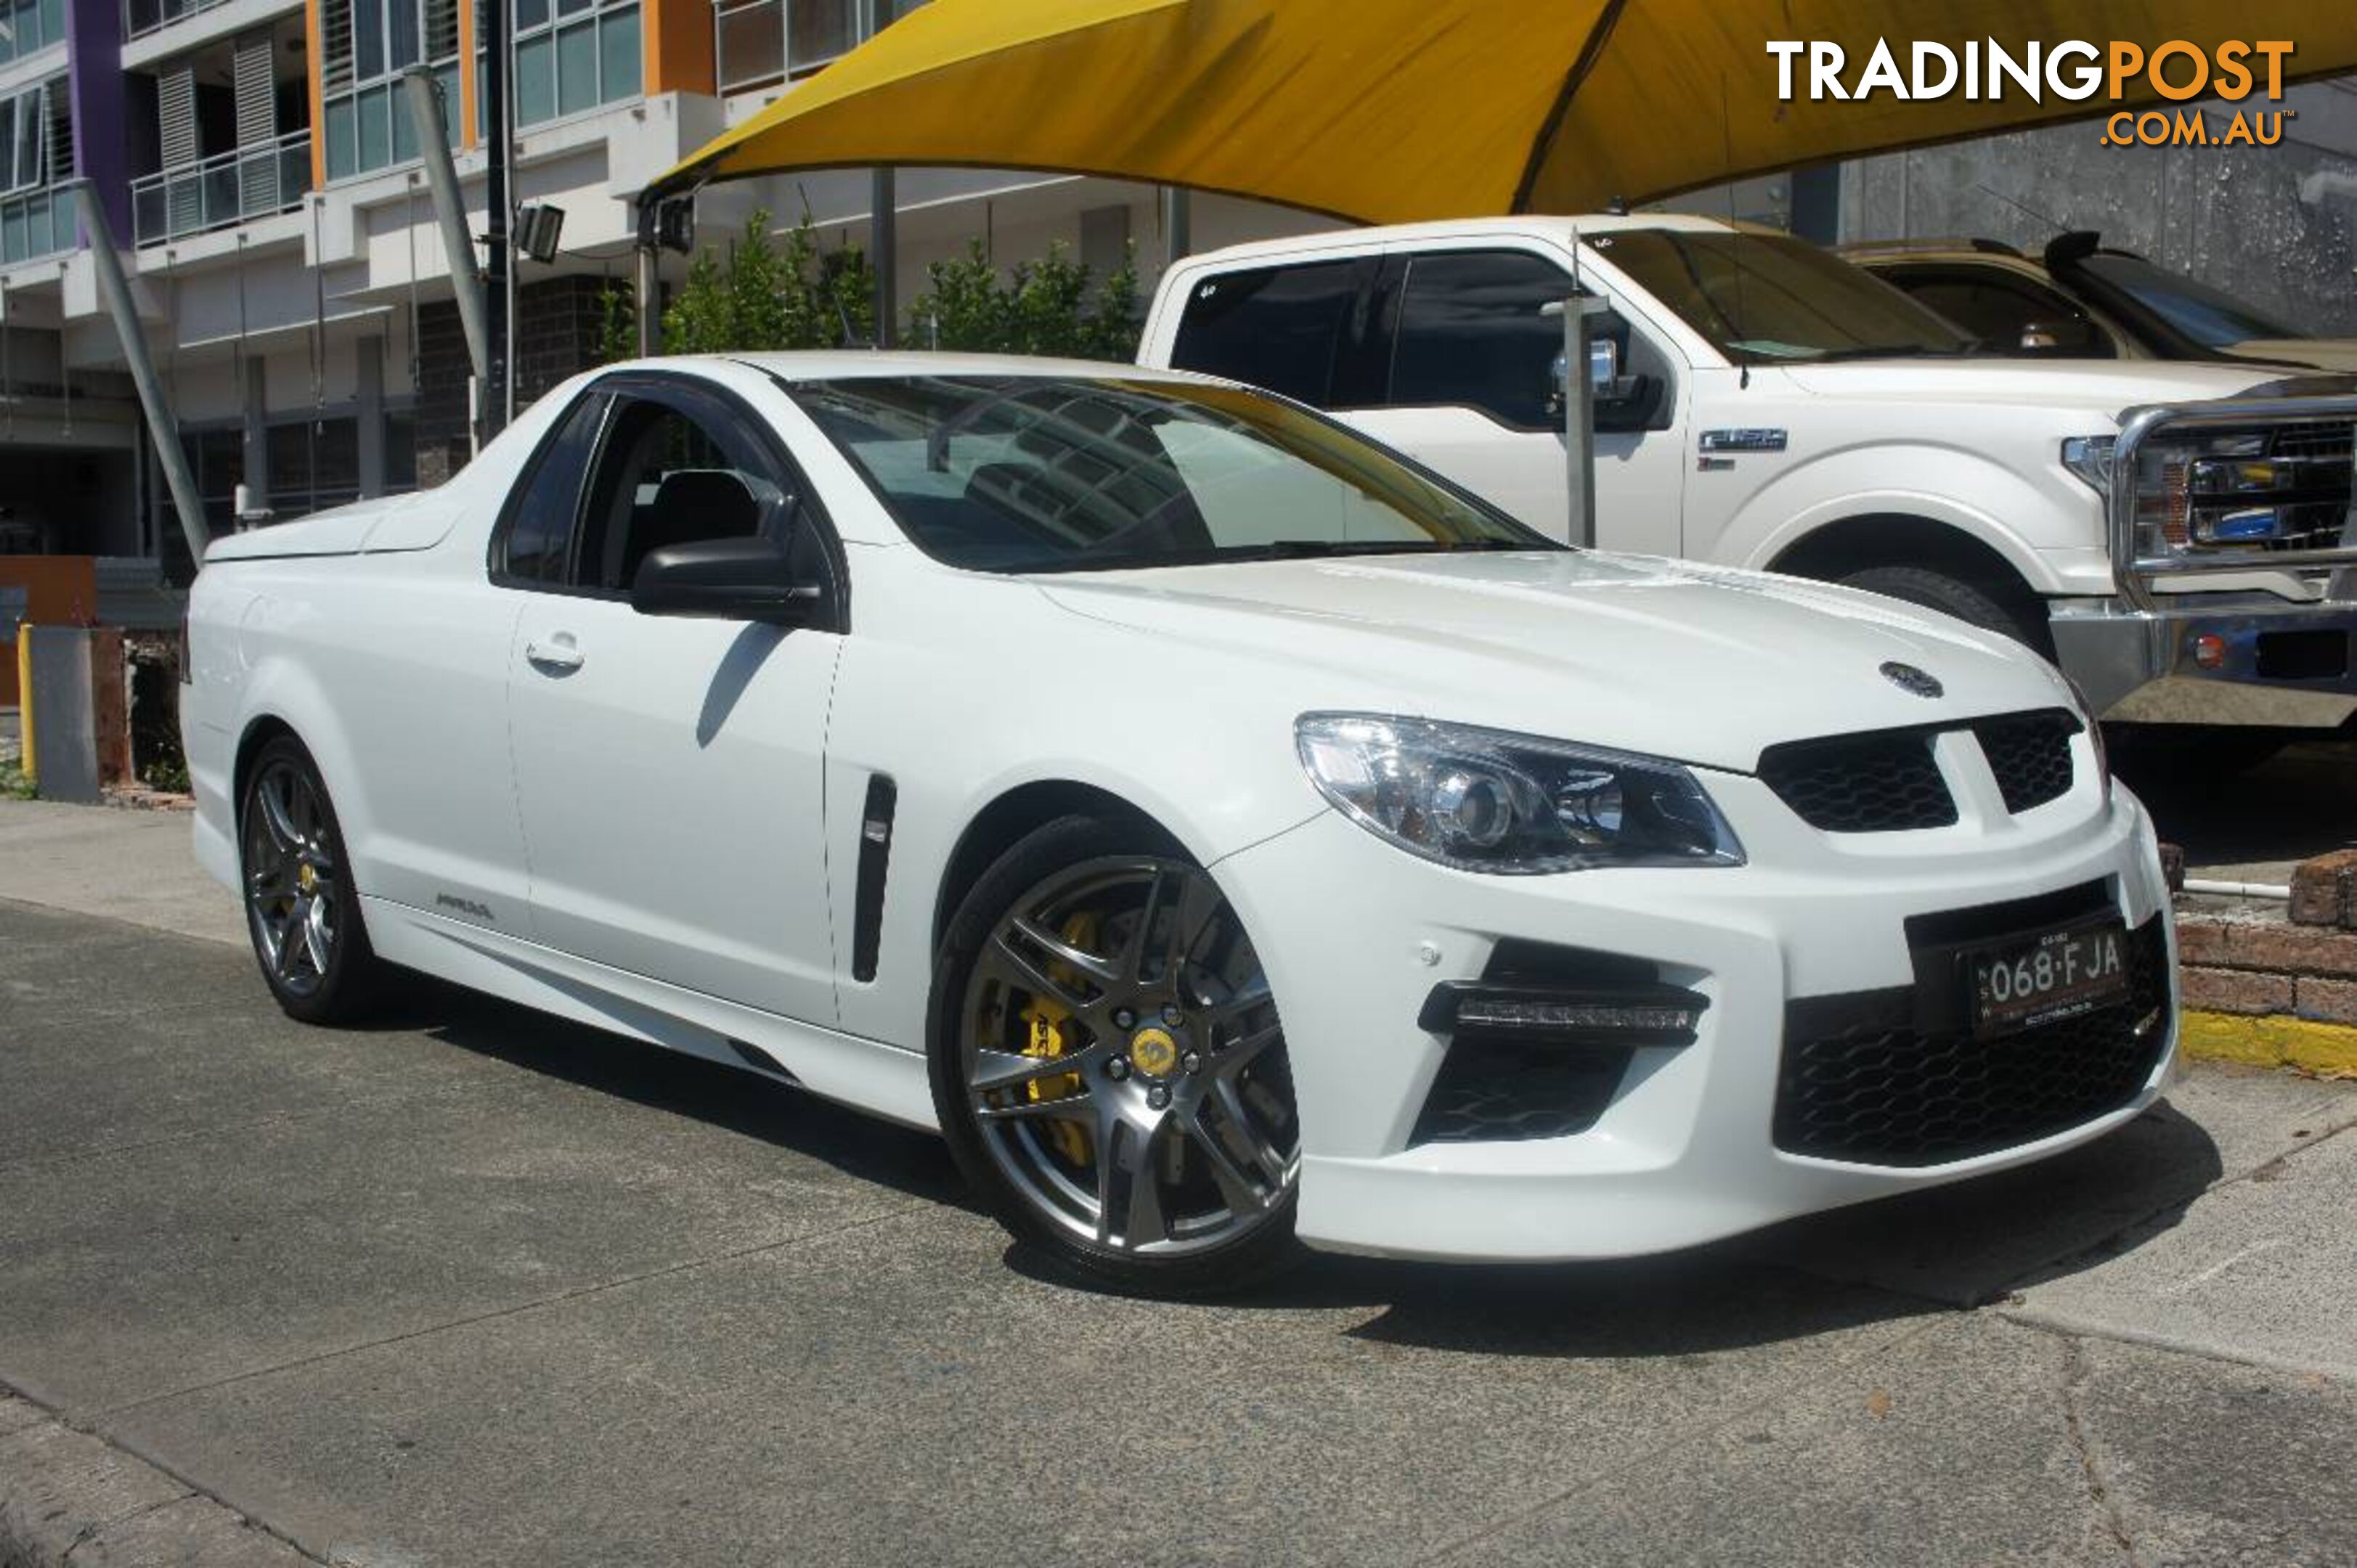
[183,354,2178,1294]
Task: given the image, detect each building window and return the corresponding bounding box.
[0,0,65,64]
[0,79,73,264]
[716,0,919,97]
[513,0,641,128]
[321,0,461,181]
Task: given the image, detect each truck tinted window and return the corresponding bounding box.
[1168,258,1372,407]
[1878,266,2112,358]
[1390,250,1574,430]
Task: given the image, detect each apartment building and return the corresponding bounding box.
[0,0,1314,581]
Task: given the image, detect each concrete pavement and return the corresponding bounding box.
[3,799,2356,1565]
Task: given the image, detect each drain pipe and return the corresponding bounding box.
[2181,878,2292,902]
[400,69,489,403]
[72,181,208,568]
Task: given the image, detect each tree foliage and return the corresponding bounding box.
[904,238,1141,361]
[651,208,879,357]
[604,213,1141,364]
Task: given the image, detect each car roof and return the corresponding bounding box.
[643,350,1221,385]
[1839,237,2027,261]
[1170,211,1780,269]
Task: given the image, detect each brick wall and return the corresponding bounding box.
[413,277,620,487]
[2178,910,2357,1025]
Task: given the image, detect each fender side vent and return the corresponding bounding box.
[851,775,897,983]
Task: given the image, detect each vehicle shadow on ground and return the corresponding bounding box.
[1022,1095,2223,1359]
[359,979,2223,1363]
[2118,737,2357,873]
[357,976,973,1209]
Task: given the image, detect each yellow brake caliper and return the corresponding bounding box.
[1019,911,1099,1167]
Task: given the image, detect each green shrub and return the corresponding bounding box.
[611,213,1141,363]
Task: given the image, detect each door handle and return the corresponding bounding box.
[524,638,585,674]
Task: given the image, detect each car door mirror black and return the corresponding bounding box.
[630,534,826,626]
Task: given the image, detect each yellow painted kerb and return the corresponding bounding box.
[2181,1011,2357,1078]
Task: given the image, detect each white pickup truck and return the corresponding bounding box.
[1136,215,2357,735]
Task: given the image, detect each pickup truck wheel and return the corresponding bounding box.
[1838,565,2048,653]
[929,814,1302,1297]
[239,737,386,1024]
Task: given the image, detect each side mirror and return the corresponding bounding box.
[631,535,825,626]
[1551,325,1661,433]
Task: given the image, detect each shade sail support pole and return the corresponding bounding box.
[400,70,489,399]
[1160,187,1191,266]
[871,167,897,348]
[71,181,208,568]
[633,239,658,356]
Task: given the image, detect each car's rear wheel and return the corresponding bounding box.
[930,815,1302,1295]
[240,736,384,1024]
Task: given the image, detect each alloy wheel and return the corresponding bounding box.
[959,857,1300,1257]
[243,759,341,998]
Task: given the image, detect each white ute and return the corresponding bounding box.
[184,354,2175,1293]
[1141,215,2357,738]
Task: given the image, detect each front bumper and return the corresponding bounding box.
[1213,761,2175,1262]
[2049,592,2357,729]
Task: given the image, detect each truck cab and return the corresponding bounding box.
[1137,215,2357,735]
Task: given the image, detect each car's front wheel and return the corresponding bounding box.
[930,815,1302,1295]
[239,735,385,1024]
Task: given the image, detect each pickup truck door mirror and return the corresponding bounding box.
[1550,317,1663,435]
[630,531,826,626]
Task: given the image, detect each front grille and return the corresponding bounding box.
[1971,710,2078,814]
[1413,1039,1632,1143]
[1757,732,1955,833]
[1772,916,2170,1167]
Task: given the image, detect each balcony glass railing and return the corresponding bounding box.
[0,183,74,265]
[131,129,309,245]
[123,0,241,41]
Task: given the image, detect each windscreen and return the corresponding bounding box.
[2077,253,2302,348]
[1595,229,1977,363]
[791,375,1551,574]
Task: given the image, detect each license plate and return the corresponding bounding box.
[1969,920,2130,1038]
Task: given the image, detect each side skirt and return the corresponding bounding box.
[360,896,940,1132]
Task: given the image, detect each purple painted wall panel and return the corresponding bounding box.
[65,0,129,242]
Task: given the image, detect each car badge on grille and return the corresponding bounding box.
[1880,661,1944,698]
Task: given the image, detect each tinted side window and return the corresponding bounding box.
[1389,250,1576,430]
[1881,267,2114,358]
[575,391,785,593]
[494,391,608,584]
[1168,258,1374,407]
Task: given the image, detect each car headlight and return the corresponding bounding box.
[1295,714,1744,873]
[2061,435,2116,496]
[2073,425,2355,563]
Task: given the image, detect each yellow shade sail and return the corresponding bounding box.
[655,0,2353,221]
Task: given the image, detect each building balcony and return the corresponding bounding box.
[131,128,307,245]
[0,182,75,266]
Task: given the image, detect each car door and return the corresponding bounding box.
[1342,246,1688,552]
[500,372,847,1025]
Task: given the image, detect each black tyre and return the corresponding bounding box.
[929,814,1302,1296]
[1839,564,2051,655]
[237,735,386,1024]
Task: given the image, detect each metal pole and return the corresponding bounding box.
[481,0,512,437]
[871,167,896,348]
[633,237,658,357]
[1544,295,1607,548]
[399,69,488,391]
[1160,186,1192,266]
[71,181,208,568]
